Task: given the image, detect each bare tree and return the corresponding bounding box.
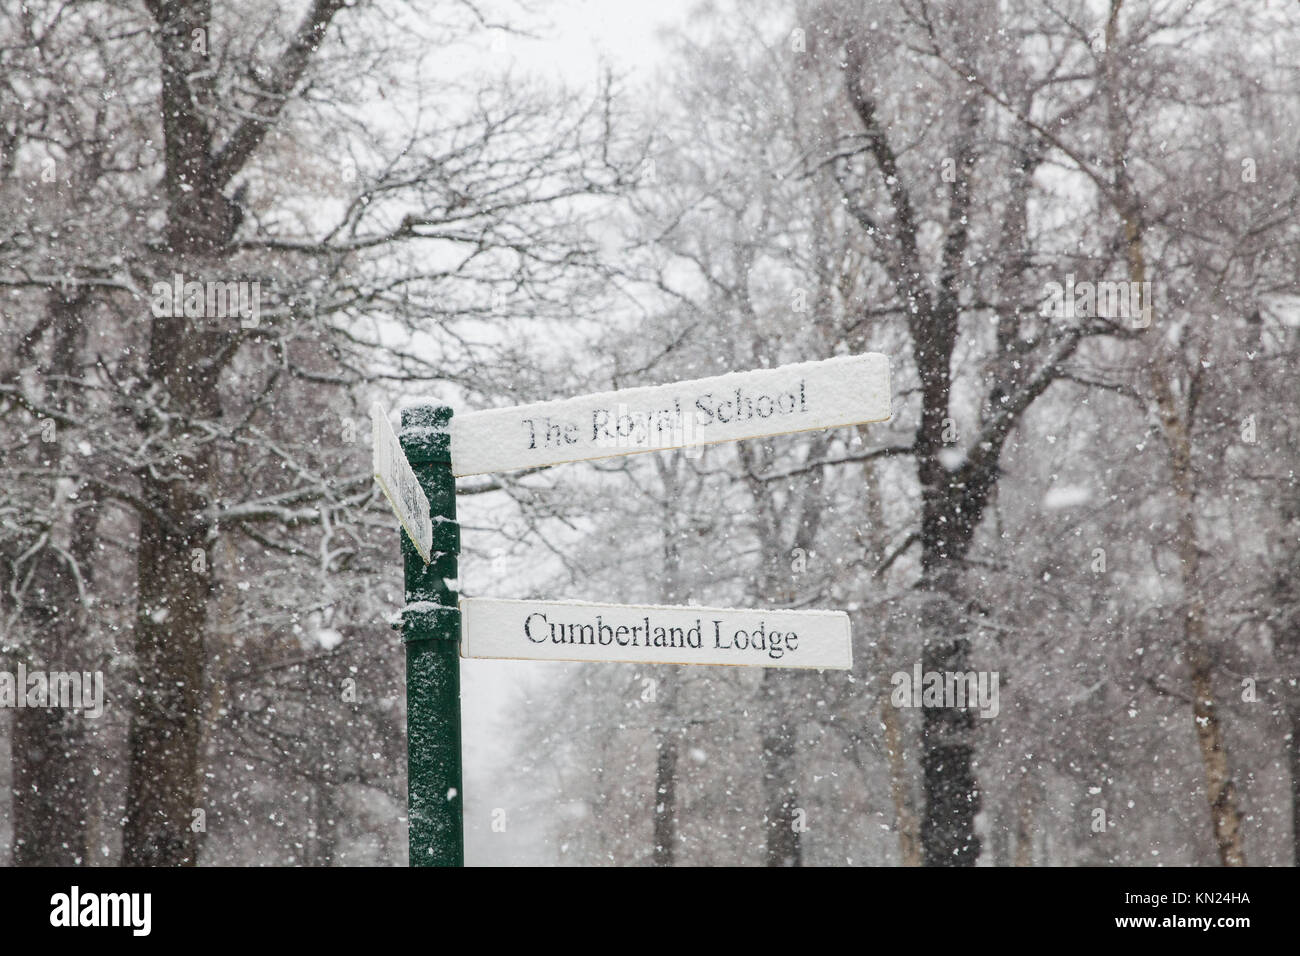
[1,0,634,865]
[796,0,1115,863]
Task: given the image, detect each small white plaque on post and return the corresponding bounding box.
[372,402,434,563]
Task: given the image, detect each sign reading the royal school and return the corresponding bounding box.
[460,597,853,670]
[449,352,890,477]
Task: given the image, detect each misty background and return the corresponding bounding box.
[1,0,1298,867]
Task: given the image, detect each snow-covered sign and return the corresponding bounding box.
[372,403,434,563]
[449,352,891,477]
[460,598,853,670]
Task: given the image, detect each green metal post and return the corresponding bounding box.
[400,404,463,867]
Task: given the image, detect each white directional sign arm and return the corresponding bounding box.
[461,598,853,670]
[449,352,891,477]
[371,403,434,563]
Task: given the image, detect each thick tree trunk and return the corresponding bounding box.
[123,289,222,868]
[122,0,229,866]
[846,45,985,864]
[914,376,987,867]
[1186,649,1244,865]
[12,709,87,865]
[11,288,96,865]
[122,474,211,865]
[918,574,980,865]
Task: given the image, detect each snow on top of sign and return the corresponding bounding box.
[461,352,882,421]
[395,394,450,409]
[394,396,454,424]
[468,596,850,618]
[403,600,448,613]
[399,423,451,439]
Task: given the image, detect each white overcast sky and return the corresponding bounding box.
[489,0,698,84]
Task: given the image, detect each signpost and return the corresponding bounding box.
[372,351,891,866]
[375,403,463,867]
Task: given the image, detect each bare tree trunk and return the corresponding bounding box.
[1131,249,1245,868]
[760,667,802,867]
[1101,0,1244,866]
[11,287,96,865]
[122,0,345,866]
[313,780,339,867]
[860,450,921,865]
[841,39,1001,865]
[1144,324,1244,865]
[918,573,979,865]
[1013,770,1039,867]
[12,711,86,865]
[652,717,679,866]
[739,431,831,868]
[1186,648,1244,865]
[122,0,229,866]
[123,465,212,865]
[880,694,921,866]
[651,454,686,866]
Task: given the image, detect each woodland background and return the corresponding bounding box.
[1,0,1298,866]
